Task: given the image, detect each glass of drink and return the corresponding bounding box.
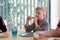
[11,27,17,36]
[33,33,39,40]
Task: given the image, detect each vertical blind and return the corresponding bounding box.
[0,0,50,31]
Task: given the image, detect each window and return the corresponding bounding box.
[0,0,50,31]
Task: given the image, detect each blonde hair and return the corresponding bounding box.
[36,7,46,16]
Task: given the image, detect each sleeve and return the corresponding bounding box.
[34,21,49,32]
[2,25,7,32]
[25,23,34,32]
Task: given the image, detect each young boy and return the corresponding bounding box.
[25,7,49,32]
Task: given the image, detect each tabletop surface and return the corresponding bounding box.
[0,32,60,40]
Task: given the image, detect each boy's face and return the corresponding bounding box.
[36,10,44,20]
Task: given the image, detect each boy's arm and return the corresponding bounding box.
[25,23,34,32]
[34,20,49,31]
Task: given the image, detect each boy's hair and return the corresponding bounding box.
[36,7,46,16]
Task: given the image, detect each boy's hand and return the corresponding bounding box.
[26,16,32,27]
[34,16,39,28]
[27,16,32,21]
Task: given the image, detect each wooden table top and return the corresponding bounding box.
[0,32,60,40]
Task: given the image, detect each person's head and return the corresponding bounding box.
[36,7,46,20]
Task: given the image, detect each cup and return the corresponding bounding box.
[33,33,39,40]
[11,27,17,36]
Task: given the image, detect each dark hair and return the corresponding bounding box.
[0,16,7,32]
[0,16,5,26]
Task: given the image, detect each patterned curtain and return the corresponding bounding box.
[0,0,50,31]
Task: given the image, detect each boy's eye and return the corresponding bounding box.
[38,13,40,14]
[37,12,40,14]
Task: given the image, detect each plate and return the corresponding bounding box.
[19,32,33,37]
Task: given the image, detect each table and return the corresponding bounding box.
[38,37,60,40]
[0,32,33,40]
[0,32,60,40]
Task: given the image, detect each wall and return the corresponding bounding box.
[51,0,60,29]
